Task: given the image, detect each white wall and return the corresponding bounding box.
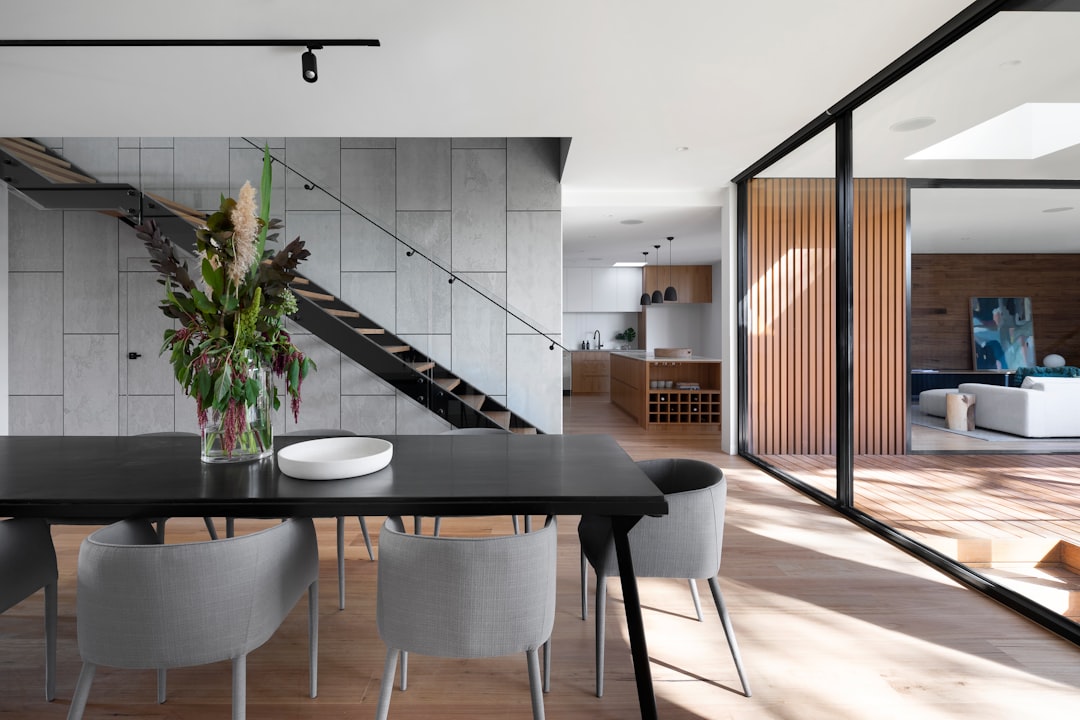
[0,183,7,435]
[701,260,724,359]
[644,303,706,352]
[563,311,640,350]
[719,190,737,454]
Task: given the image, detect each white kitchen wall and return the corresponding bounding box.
[563,312,640,350]
[643,303,706,353]
[7,137,564,435]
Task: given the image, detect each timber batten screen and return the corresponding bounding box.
[747,178,905,455]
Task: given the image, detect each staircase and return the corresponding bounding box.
[1,137,540,434]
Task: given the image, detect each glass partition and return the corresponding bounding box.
[745,128,838,498]
[851,8,1080,623]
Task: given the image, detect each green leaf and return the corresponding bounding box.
[214,364,234,405]
[190,288,216,315]
[197,369,212,400]
[244,377,259,406]
[288,358,300,390]
[202,257,224,298]
[301,357,316,379]
[252,145,273,280]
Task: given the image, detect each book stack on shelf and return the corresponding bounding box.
[675,382,700,390]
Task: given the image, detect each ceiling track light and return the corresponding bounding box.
[664,236,678,302]
[302,45,320,83]
[0,38,380,84]
[639,251,652,306]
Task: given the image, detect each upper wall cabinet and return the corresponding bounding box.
[642,265,712,303]
[564,267,642,312]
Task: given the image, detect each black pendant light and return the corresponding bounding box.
[639,251,652,306]
[664,236,678,302]
[650,245,664,304]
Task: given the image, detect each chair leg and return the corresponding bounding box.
[525,515,533,533]
[226,517,235,538]
[233,654,247,720]
[595,574,607,698]
[358,516,374,560]
[204,517,219,540]
[400,650,408,690]
[709,577,752,697]
[309,580,319,698]
[689,578,703,621]
[66,662,96,720]
[433,517,442,536]
[155,519,166,543]
[580,549,588,620]
[513,514,520,534]
[336,517,346,610]
[542,638,551,693]
[526,648,546,720]
[375,648,400,720]
[45,581,56,702]
[157,668,166,703]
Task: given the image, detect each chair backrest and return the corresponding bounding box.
[285,429,358,436]
[581,459,726,581]
[0,518,57,613]
[439,428,509,435]
[76,517,317,669]
[631,459,726,579]
[377,516,557,659]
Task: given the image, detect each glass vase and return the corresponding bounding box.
[200,355,274,464]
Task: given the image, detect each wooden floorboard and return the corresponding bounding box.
[2,395,1079,718]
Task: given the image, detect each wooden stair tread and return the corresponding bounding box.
[409,361,435,373]
[293,288,335,302]
[0,138,73,169]
[0,141,96,184]
[487,411,511,426]
[145,192,207,223]
[511,427,538,434]
[325,308,360,318]
[5,137,47,152]
[435,377,462,391]
[383,345,410,354]
[355,327,386,335]
[458,394,486,410]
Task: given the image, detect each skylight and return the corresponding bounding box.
[907,103,1080,160]
[613,261,647,267]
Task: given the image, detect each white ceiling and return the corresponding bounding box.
[6,0,1052,266]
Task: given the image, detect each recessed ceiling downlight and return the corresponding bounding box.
[619,219,644,225]
[889,116,936,132]
[1042,206,1075,213]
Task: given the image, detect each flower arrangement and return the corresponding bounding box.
[136,147,315,458]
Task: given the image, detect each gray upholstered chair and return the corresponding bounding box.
[283,429,374,611]
[0,518,58,702]
[578,458,751,698]
[431,428,520,536]
[67,517,319,720]
[375,515,557,720]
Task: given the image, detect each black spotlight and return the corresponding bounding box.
[301,46,319,83]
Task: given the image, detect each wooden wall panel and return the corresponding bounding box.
[747,178,905,455]
[911,254,1080,370]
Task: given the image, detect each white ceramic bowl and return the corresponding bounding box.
[277,437,394,480]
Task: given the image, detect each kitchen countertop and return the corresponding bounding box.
[611,350,722,362]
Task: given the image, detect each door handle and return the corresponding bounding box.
[128,352,142,360]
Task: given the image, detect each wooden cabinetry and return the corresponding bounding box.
[571,351,611,394]
[642,265,712,303]
[610,353,721,430]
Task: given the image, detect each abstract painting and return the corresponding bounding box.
[970,297,1035,370]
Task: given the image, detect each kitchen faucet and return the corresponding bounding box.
[593,329,602,349]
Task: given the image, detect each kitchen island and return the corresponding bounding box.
[610,351,722,431]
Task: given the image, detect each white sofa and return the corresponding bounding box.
[958,377,1080,438]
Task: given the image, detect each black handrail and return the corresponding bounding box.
[239,137,568,353]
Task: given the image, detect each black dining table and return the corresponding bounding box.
[0,432,667,719]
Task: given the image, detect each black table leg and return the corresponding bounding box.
[613,515,658,720]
